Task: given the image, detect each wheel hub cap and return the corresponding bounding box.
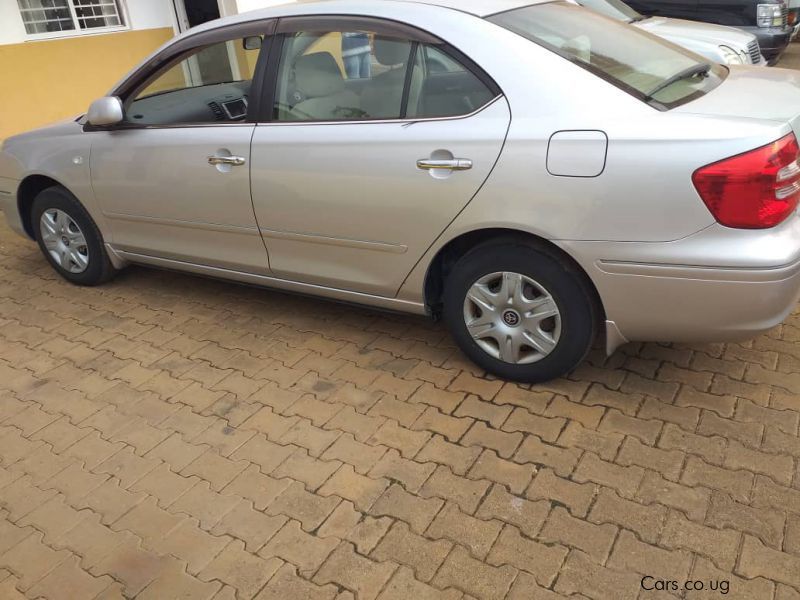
[463,271,562,365]
[39,208,89,274]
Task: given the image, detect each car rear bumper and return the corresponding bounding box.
[0,178,25,237]
[560,215,800,349]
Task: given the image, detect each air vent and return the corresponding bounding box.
[208,101,225,121]
[747,40,761,64]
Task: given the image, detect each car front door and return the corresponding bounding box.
[249,18,511,297]
[89,24,273,274]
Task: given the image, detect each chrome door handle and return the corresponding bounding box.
[417,158,473,171]
[208,155,246,166]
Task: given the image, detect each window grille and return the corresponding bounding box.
[17,0,125,35]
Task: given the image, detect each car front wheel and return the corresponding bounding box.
[32,186,116,286]
[442,239,598,383]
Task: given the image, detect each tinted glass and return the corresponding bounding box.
[578,0,642,22]
[273,30,413,121]
[406,45,496,118]
[126,38,262,125]
[488,2,726,108]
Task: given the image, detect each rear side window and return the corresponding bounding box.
[272,26,498,122]
[407,45,497,119]
[273,30,414,121]
[488,2,726,109]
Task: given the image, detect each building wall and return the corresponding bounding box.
[0,0,176,140]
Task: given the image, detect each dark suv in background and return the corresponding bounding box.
[625,0,793,63]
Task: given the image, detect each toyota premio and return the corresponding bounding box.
[3,0,800,382]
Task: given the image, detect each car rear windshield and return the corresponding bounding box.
[579,0,642,23]
[487,2,726,109]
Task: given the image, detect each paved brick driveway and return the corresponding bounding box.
[5,51,800,594]
[2,217,800,600]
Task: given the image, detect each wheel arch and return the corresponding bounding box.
[422,227,606,323]
[16,174,69,240]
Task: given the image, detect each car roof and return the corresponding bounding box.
[230,0,541,21]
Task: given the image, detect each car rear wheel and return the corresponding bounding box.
[442,240,597,383]
[32,186,116,286]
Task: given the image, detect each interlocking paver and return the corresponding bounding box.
[200,539,282,600]
[156,517,232,574]
[539,505,616,563]
[526,467,595,517]
[370,483,443,535]
[260,518,339,575]
[421,465,490,514]
[5,218,800,600]
[265,480,340,532]
[313,542,397,600]
[372,520,451,582]
[432,546,516,600]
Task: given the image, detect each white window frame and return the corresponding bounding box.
[18,0,129,41]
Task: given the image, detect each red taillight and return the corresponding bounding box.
[692,133,800,229]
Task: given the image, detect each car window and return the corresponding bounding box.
[406,44,496,119]
[273,30,414,121]
[272,29,497,122]
[126,37,264,126]
[487,2,726,109]
[578,0,643,23]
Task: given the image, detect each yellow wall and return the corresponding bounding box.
[0,27,174,141]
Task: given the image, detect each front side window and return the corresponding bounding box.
[125,37,264,126]
[273,27,497,122]
[488,2,726,109]
[17,0,125,35]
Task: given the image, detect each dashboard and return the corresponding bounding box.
[126,80,252,126]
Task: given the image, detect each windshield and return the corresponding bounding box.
[577,0,643,22]
[487,2,726,109]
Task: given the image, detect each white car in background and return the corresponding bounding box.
[578,0,766,65]
[791,0,800,38]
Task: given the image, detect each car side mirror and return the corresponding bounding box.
[87,96,123,126]
[243,35,262,50]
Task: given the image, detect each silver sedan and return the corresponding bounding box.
[2,0,800,383]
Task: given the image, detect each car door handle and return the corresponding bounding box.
[416,158,473,171]
[208,155,246,166]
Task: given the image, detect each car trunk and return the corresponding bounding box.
[673,66,800,135]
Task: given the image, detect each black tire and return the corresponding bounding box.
[31,186,116,286]
[442,239,598,383]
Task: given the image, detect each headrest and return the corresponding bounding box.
[374,38,411,66]
[294,52,345,97]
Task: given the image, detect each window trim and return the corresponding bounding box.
[259,14,503,125]
[19,0,129,40]
[84,14,503,131]
[259,94,505,127]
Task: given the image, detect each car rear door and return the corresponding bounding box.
[249,17,511,297]
[89,22,274,274]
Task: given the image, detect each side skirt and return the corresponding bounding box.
[114,249,429,316]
